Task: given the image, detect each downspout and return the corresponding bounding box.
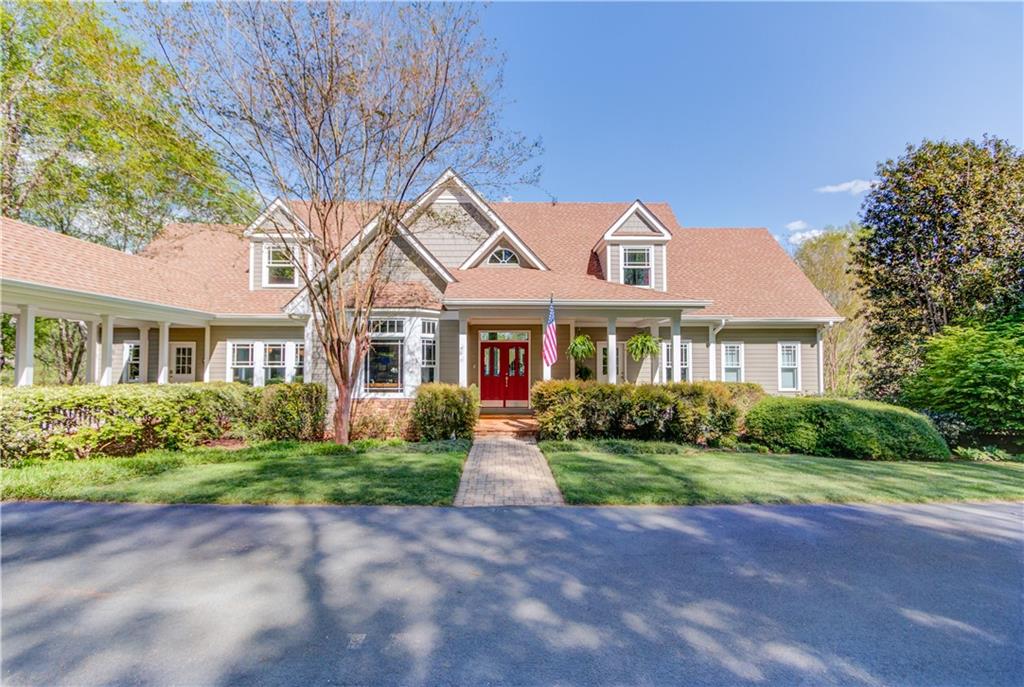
[708,318,727,381]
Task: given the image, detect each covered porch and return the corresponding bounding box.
[2,281,214,387]
[447,304,703,409]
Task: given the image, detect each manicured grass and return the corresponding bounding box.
[540,439,1024,506]
[2,440,469,506]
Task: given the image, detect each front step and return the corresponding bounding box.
[474,415,539,439]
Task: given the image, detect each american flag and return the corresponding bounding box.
[542,296,558,367]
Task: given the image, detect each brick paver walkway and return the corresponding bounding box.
[454,437,565,507]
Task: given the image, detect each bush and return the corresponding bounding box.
[902,315,1024,434]
[530,380,764,445]
[251,383,326,441]
[744,397,950,461]
[409,384,479,441]
[0,383,257,465]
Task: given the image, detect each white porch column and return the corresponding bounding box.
[85,320,98,384]
[671,315,682,383]
[649,323,660,383]
[157,322,170,384]
[99,314,114,386]
[817,327,825,395]
[14,304,36,387]
[457,312,468,387]
[606,316,617,385]
[139,326,150,383]
[202,325,212,382]
[708,324,717,381]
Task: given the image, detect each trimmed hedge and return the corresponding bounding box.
[252,383,327,442]
[409,383,480,441]
[530,380,765,444]
[744,397,950,461]
[1,382,327,465]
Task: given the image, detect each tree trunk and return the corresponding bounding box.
[333,383,353,445]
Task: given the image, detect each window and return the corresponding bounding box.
[479,331,528,341]
[123,342,141,383]
[421,320,437,383]
[263,244,297,287]
[661,340,691,382]
[365,341,402,391]
[231,343,255,385]
[173,344,194,381]
[264,343,286,384]
[622,247,652,287]
[487,247,519,265]
[779,342,801,391]
[370,318,404,335]
[722,343,744,382]
[294,344,305,383]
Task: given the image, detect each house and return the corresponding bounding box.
[2,169,840,411]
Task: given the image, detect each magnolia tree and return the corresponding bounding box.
[145,2,535,442]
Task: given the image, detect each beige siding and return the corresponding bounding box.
[407,202,492,268]
[715,328,819,394]
[208,326,305,382]
[612,212,660,237]
[658,326,709,381]
[438,320,460,384]
[112,327,142,383]
[110,326,206,383]
[385,237,447,294]
[550,324,571,379]
[251,239,264,289]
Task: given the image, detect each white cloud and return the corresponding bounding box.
[815,179,876,195]
[785,219,810,232]
[500,195,513,202]
[788,229,824,246]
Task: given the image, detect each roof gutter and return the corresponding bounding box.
[443,298,713,308]
[1,278,216,320]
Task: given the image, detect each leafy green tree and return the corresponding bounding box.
[853,136,1024,398]
[794,224,871,396]
[902,315,1024,434]
[1,1,249,382]
[1,0,249,248]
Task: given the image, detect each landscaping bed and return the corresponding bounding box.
[540,439,1024,506]
[2,440,470,506]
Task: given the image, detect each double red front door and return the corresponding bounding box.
[480,341,530,407]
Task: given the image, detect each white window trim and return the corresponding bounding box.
[227,340,303,386]
[661,339,692,383]
[122,340,142,383]
[261,243,300,288]
[364,339,405,394]
[778,341,802,392]
[602,200,674,241]
[619,245,654,289]
[721,342,745,383]
[486,247,520,266]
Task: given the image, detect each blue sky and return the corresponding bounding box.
[480,2,1023,249]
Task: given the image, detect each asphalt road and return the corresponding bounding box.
[2,500,1021,686]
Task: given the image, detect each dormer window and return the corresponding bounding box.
[263,244,298,287]
[621,246,652,287]
[487,247,519,266]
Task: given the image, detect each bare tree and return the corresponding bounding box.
[144,2,536,442]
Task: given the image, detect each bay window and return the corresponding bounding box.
[778,342,801,391]
[421,320,437,383]
[294,344,305,383]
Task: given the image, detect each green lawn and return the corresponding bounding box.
[540,439,1024,506]
[2,440,470,505]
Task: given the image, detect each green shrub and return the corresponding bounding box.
[530,380,764,445]
[902,315,1024,434]
[251,383,326,441]
[0,383,258,465]
[409,383,479,441]
[744,397,950,461]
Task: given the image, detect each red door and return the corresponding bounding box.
[480,341,530,407]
